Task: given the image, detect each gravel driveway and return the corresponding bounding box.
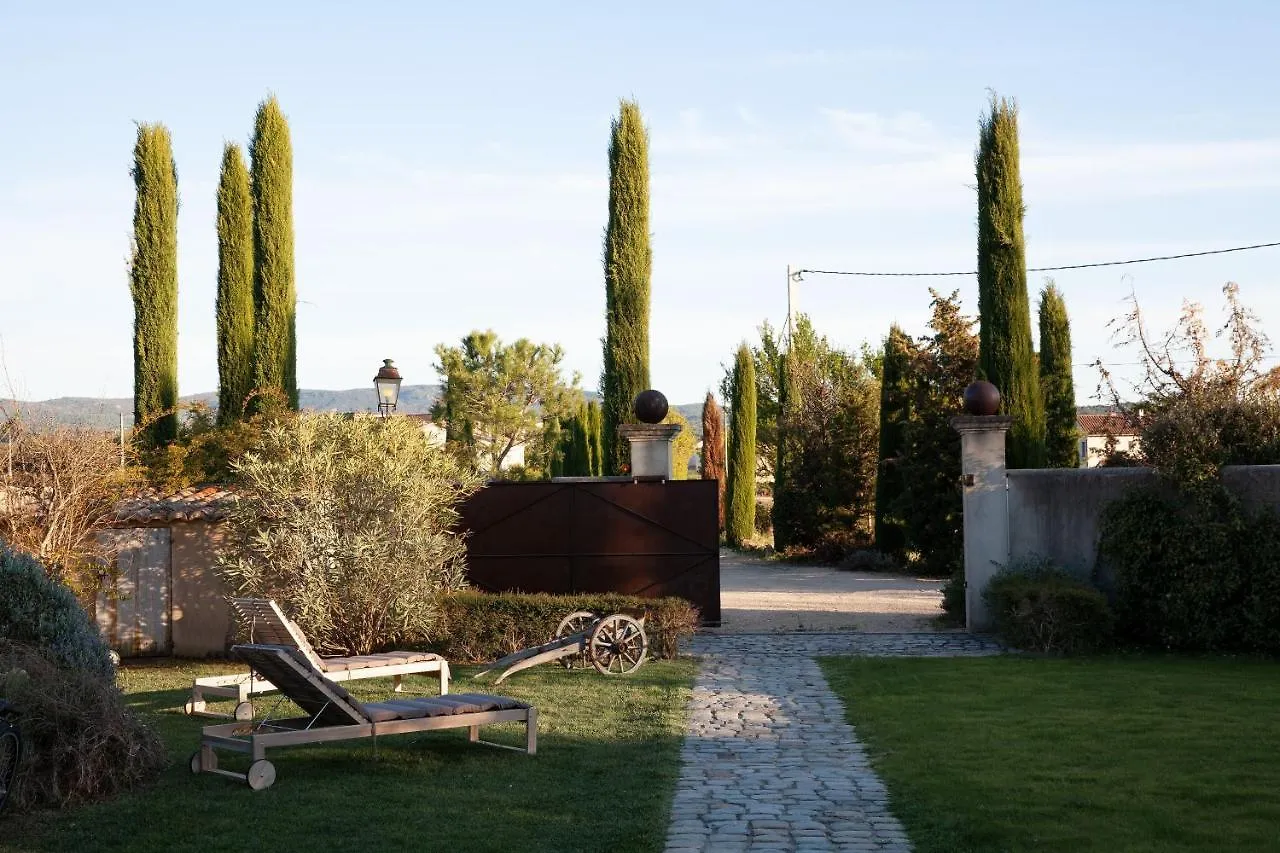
[711,550,947,633]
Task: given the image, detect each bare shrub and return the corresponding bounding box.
[0,642,167,812]
[0,415,140,599]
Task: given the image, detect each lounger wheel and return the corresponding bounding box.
[183,700,196,716]
[246,759,276,791]
[189,749,216,774]
[587,614,648,676]
[233,701,254,722]
[554,611,597,669]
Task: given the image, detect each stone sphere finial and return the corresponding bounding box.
[633,389,669,424]
[962,380,1001,416]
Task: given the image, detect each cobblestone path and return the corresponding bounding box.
[664,633,1004,853]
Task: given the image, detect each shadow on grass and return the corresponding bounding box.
[6,659,696,853]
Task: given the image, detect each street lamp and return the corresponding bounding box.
[373,359,402,417]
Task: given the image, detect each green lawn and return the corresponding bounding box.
[6,657,694,853]
[820,656,1280,853]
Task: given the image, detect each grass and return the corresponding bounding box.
[820,655,1280,853]
[6,656,694,853]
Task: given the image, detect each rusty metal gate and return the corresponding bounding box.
[459,479,721,624]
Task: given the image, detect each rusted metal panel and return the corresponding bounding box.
[460,480,720,624]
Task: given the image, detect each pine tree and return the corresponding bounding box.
[700,392,727,531]
[1039,280,1079,468]
[600,99,651,475]
[875,325,914,554]
[216,143,254,425]
[726,344,757,547]
[976,93,1045,468]
[250,95,297,411]
[129,123,180,448]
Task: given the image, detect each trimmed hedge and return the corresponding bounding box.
[428,591,699,663]
[984,560,1114,654]
[0,545,114,680]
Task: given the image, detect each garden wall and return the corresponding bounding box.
[1006,465,1280,592]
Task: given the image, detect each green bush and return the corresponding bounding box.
[0,642,167,812]
[216,413,483,655]
[0,545,114,680]
[838,548,899,573]
[940,569,966,625]
[1099,484,1280,653]
[983,559,1114,654]
[429,591,699,663]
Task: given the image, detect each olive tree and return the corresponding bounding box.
[215,412,483,654]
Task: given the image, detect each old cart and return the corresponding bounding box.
[473,611,649,684]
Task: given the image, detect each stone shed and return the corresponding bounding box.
[96,487,233,658]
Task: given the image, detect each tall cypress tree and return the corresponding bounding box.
[1039,280,1078,468]
[250,95,297,411]
[129,123,180,447]
[976,93,1044,468]
[600,99,652,474]
[874,325,914,554]
[216,143,254,425]
[700,391,727,531]
[586,400,604,476]
[726,344,757,547]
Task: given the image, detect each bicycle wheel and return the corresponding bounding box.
[0,724,21,814]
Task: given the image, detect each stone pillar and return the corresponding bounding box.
[618,423,682,479]
[951,415,1012,631]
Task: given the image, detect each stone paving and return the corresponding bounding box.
[664,632,1004,853]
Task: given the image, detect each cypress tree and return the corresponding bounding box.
[129,123,180,448]
[700,392,727,531]
[586,400,604,477]
[726,344,757,547]
[875,325,913,554]
[569,408,589,476]
[600,99,651,474]
[1039,280,1078,468]
[216,143,254,425]
[976,93,1044,468]
[250,95,297,411]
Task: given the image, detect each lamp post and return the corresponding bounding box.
[374,359,402,418]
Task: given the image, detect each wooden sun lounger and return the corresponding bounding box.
[184,598,450,720]
[191,644,536,789]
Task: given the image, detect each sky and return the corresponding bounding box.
[3,1,1280,409]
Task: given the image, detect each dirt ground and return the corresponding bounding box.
[709,549,947,633]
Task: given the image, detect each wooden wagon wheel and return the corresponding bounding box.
[587,614,648,676]
[554,611,598,669]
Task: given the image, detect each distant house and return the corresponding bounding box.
[400,412,527,471]
[1076,411,1141,467]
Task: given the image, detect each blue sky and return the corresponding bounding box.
[3,1,1280,408]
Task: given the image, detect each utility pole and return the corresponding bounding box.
[785,264,800,351]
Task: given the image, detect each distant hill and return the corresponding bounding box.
[1,385,446,430]
[2,386,710,438]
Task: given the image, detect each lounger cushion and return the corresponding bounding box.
[320,651,442,672]
[362,693,529,723]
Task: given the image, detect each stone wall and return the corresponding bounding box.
[1005,464,1280,594]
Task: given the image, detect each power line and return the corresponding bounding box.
[796,240,1280,279]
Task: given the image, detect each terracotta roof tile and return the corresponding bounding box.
[114,486,235,524]
[1076,412,1141,437]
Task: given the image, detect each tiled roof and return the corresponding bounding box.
[114,486,235,524]
[1077,412,1140,437]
